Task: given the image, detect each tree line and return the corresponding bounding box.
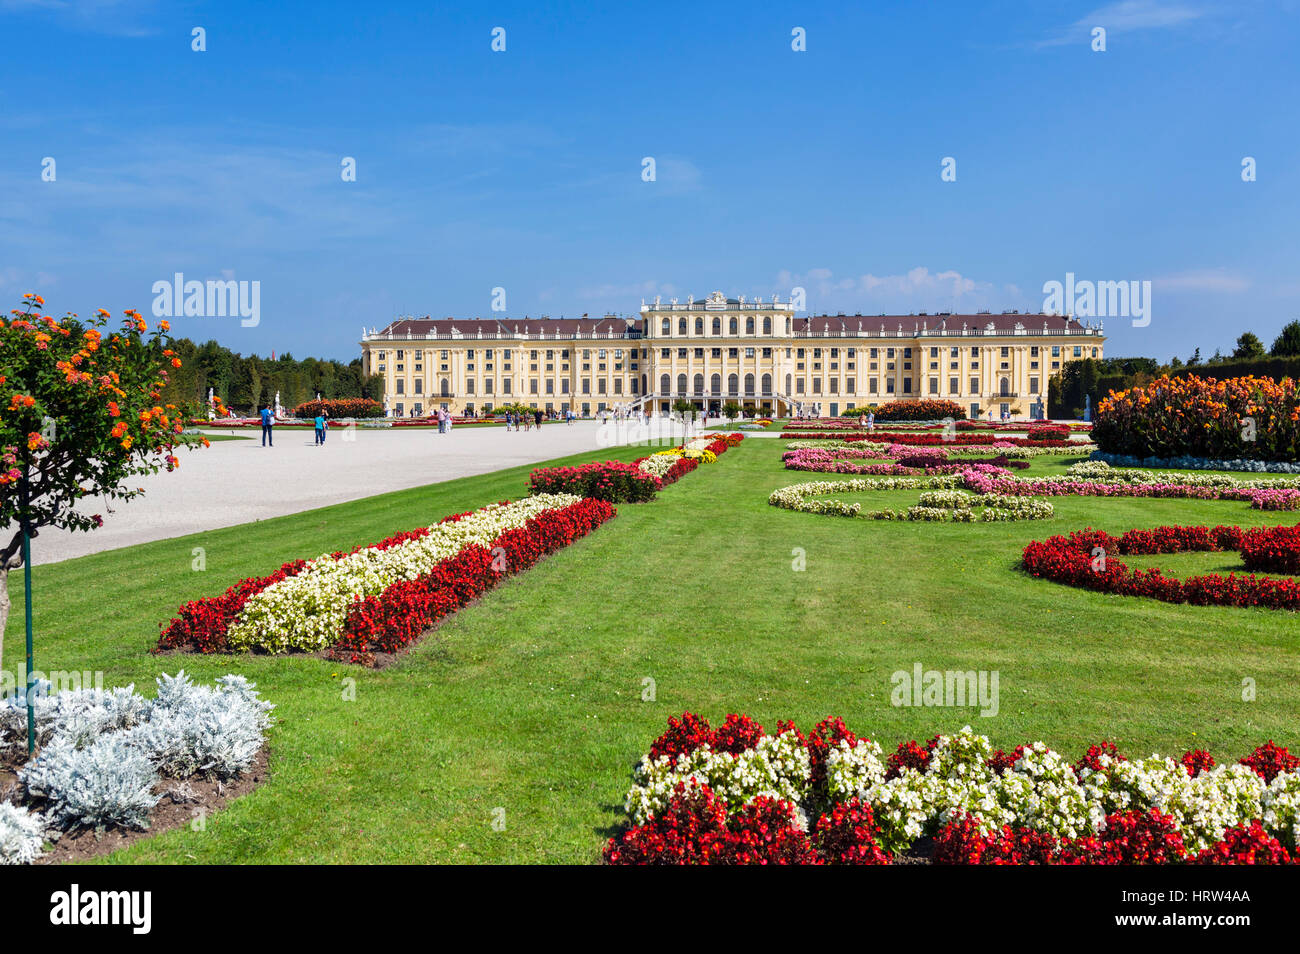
[158,338,384,417]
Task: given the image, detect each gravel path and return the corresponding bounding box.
[33,420,695,565]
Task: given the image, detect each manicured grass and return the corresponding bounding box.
[6,438,1299,863]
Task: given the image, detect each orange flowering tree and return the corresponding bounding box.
[0,295,200,663]
[1094,374,1300,462]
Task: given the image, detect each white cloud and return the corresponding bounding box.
[1039,0,1210,47]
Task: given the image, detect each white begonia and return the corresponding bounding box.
[227,493,583,652]
[624,732,811,826]
[1261,772,1300,847]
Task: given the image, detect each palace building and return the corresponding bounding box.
[359,291,1106,419]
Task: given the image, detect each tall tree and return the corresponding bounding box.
[1270,320,1300,357]
[1232,332,1267,360]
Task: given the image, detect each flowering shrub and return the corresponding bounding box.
[868,400,967,422]
[528,461,660,502]
[606,715,1300,865]
[1022,524,1300,611]
[289,397,384,419]
[1094,374,1300,463]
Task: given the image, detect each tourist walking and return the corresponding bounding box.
[260,405,274,447]
[866,411,875,433]
[314,412,326,445]
[533,408,543,430]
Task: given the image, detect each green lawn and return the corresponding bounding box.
[6,438,1298,863]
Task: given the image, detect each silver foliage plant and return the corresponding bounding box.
[0,803,45,865]
[12,671,273,839]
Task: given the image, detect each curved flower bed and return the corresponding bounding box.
[1241,525,1300,574]
[1022,523,1300,611]
[782,446,1029,476]
[605,715,1300,864]
[962,469,1300,511]
[785,438,1094,458]
[768,476,1054,522]
[160,494,616,660]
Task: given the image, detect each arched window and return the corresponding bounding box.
[695,317,704,335]
[785,373,792,394]
[678,318,687,335]
[744,373,755,395]
[1000,377,1010,397]
[712,317,721,335]
[676,373,687,395]
[729,317,738,334]
[641,374,647,396]
[661,318,670,335]
[660,374,670,394]
[745,317,754,334]
[693,373,704,394]
[728,373,739,395]
[763,317,771,335]
[784,318,790,334]
[710,372,721,394]
[761,373,772,395]
[440,379,450,397]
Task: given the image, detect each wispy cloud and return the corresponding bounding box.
[0,0,166,37]
[776,266,1022,314]
[1038,0,1210,47]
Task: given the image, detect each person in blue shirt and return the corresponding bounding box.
[260,406,273,446]
[314,412,326,445]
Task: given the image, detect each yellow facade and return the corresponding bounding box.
[360,291,1105,419]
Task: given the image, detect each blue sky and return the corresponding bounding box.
[1,0,1297,362]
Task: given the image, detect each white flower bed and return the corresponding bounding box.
[767,477,1052,522]
[228,493,582,652]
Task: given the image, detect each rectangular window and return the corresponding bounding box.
[414,380,422,394]
[929,378,938,394]
[598,380,607,394]
[546,380,554,394]
[869,377,878,393]
[582,380,590,394]
[950,377,959,393]
[796,378,805,394]
[846,378,855,392]
[396,380,405,394]
[970,377,979,393]
[502,380,511,394]
[886,379,895,394]
[903,379,912,394]
[1030,377,1040,393]
[530,379,539,394]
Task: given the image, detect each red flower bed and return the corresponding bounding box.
[158,558,312,654]
[331,498,615,661]
[934,809,1192,865]
[1022,523,1300,611]
[527,461,661,502]
[1241,524,1300,574]
[603,782,890,865]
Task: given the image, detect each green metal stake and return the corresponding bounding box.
[22,523,33,754]
[21,476,34,754]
